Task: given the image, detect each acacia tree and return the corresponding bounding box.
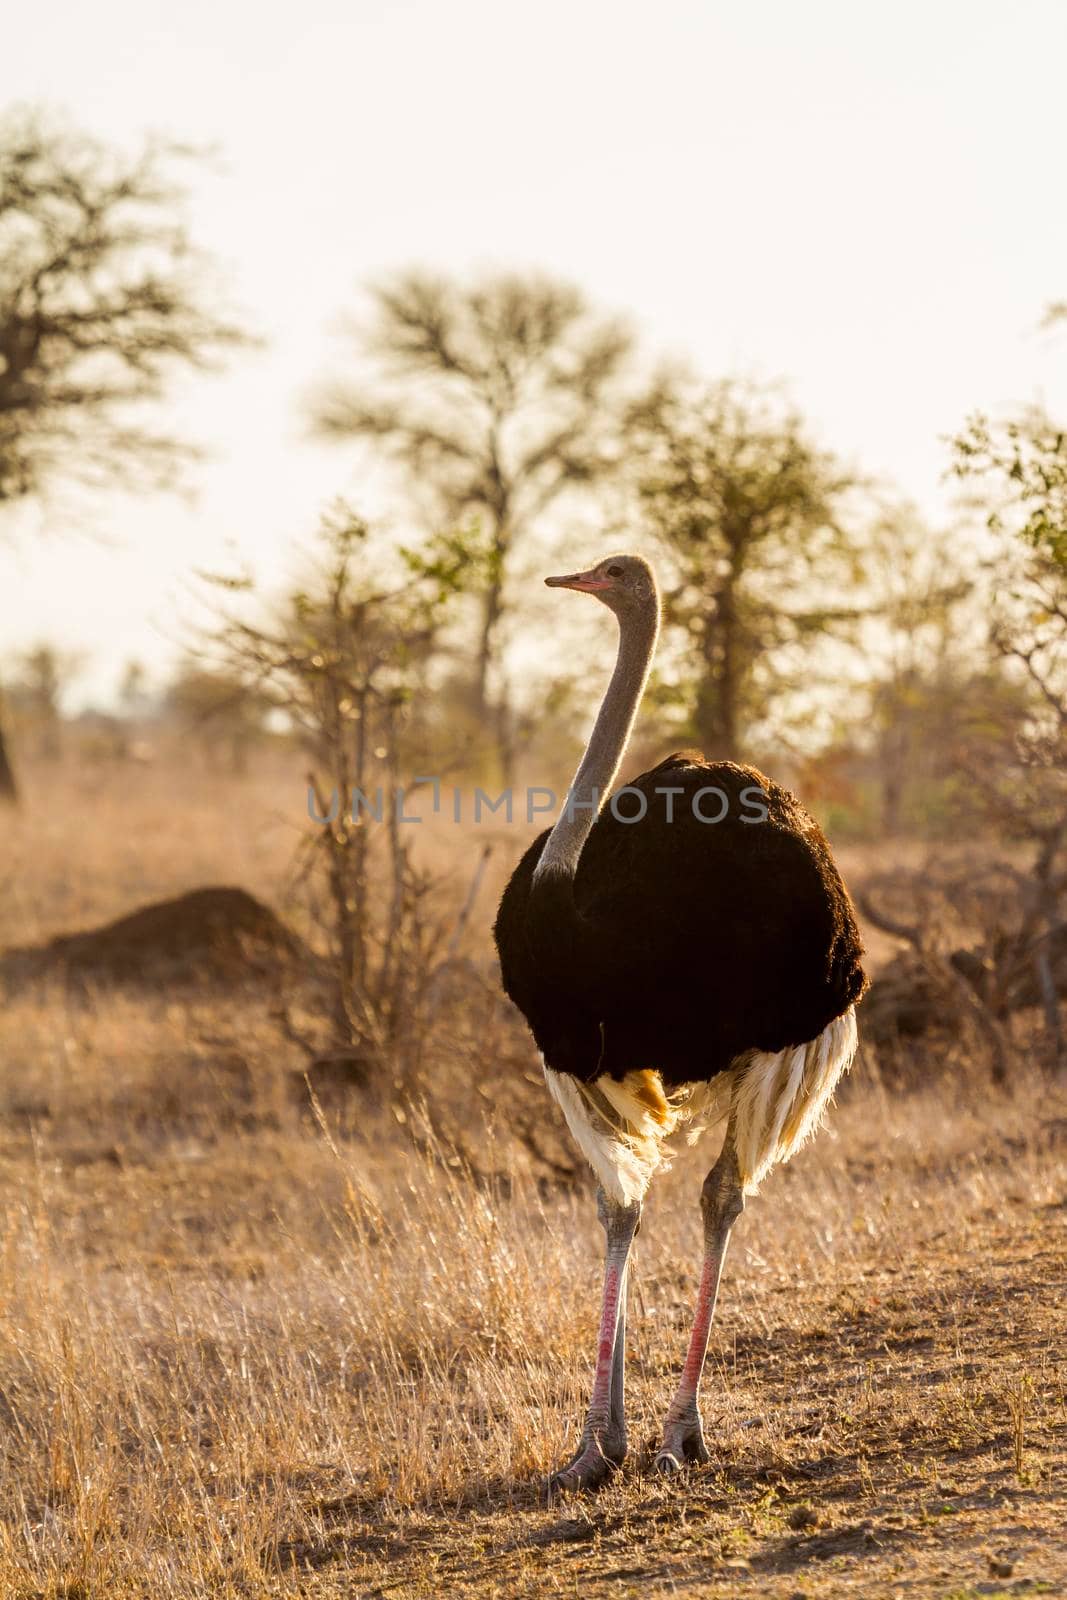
[0,110,246,798]
[311,270,633,777]
[629,377,863,758]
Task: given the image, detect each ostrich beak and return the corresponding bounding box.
[545,568,613,592]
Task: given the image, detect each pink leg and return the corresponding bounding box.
[656,1130,744,1473]
[550,1188,640,1494]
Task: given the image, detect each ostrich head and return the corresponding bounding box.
[544,553,658,618]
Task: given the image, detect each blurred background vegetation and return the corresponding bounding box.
[3,106,1067,1100]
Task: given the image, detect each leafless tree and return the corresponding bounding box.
[201,508,480,1081]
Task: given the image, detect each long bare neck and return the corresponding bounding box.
[534,597,660,881]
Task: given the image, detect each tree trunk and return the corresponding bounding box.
[0,689,18,803]
[473,514,514,782]
[693,566,742,759]
[493,683,516,789]
[474,576,503,724]
[880,749,905,835]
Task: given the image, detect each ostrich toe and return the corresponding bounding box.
[548,1430,625,1495]
[654,1414,710,1474]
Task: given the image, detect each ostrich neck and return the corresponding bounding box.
[534,599,660,882]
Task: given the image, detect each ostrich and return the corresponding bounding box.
[494,553,867,1492]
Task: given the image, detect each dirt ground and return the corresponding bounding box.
[0,759,1063,1599]
[348,1194,1066,1600]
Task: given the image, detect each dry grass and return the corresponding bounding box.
[0,756,1064,1598]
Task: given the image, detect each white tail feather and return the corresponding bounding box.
[542,1006,858,1205]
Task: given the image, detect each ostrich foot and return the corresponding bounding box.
[653,1411,709,1474]
[548,1429,626,1495]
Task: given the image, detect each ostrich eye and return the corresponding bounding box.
[607,564,624,578]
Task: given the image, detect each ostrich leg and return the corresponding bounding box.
[655,1126,744,1473]
[550,1186,640,1494]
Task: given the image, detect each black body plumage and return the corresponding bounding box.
[494,755,867,1089]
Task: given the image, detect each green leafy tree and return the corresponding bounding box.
[953,407,1067,737]
[954,407,1067,564]
[630,376,863,758]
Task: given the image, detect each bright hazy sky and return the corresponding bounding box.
[3,0,1067,706]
